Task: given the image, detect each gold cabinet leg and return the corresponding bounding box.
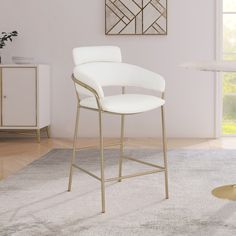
[118,114,125,182]
[161,105,169,199]
[68,105,80,192]
[99,109,106,213]
[36,129,41,143]
[46,126,50,138]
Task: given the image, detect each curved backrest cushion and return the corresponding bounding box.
[73,46,122,65]
[73,62,165,97]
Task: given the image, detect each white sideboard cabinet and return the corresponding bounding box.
[0,65,50,142]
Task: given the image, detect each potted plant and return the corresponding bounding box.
[0,31,18,64]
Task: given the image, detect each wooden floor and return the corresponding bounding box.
[1,137,236,180]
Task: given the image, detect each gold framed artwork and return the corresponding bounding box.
[105,0,167,35]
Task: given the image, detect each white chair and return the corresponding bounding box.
[68,46,169,213]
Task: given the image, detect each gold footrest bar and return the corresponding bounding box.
[76,142,121,151]
[72,164,165,183]
[72,164,101,181]
[123,156,164,170]
[105,169,165,182]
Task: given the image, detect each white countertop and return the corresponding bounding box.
[0,64,49,68]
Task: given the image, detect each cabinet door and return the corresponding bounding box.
[2,68,37,127]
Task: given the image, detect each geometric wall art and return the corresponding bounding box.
[105,0,167,35]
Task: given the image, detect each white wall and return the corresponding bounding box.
[0,0,216,138]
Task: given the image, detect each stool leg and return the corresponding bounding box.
[118,114,125,182]
[161,105,169,199]
[68,105,80,192]
[99,110,106,213]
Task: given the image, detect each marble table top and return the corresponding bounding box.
[181,61,236,72]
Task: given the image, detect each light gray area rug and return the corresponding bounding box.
[0,148,236,236]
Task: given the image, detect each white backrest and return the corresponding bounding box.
[73,62,165,97]
[72,46,165,98]
[73,46,122,65]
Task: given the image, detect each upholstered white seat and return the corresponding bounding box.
[80,94,165,114]
[68,46,169,213]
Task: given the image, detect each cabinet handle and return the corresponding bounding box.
[3,95,6,99]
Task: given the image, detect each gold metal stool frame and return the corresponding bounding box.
[68,75,169,213]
